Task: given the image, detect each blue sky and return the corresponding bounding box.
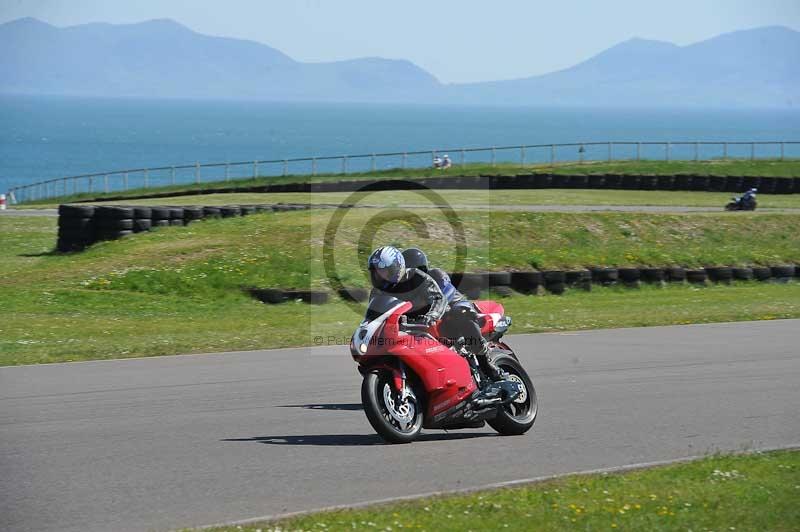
[1,0,799,83]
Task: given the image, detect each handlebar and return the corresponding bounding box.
[399,316,431,332]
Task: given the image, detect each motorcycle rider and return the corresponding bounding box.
[741,188,757,208]
[397,247,505,381]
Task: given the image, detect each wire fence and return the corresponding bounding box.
[7,140,800,204]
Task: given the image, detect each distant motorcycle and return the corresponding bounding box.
[725,195,757,211]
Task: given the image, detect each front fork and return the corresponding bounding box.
[393,361,415,403]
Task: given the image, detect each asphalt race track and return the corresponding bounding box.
[1,320,799,532]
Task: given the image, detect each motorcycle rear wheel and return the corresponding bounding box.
[487,354,538,436]
[362,371,424,444]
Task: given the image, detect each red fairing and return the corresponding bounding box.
[473,300,505,335]
[387,335,476,417]
[357,301,477,419]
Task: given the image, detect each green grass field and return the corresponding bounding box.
[1,208,799,365]
[67,188,800,209]
[205,449,800,532]
[16,159,800,206]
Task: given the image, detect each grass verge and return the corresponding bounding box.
[61,189,800,210]
[2,210,799,365]
[16,159,800,206]
[204,449,800,532]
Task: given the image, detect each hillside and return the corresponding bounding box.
[0,17,441,102]
[1,18,797,107]
[450,26,800,107]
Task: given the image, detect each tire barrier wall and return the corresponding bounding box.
[251,264,798,304]
[73,173,800,204]
[57,205,798,301]
[56,203,311,252]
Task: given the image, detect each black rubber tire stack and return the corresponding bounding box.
[487,272,512,289]
[57,205,96,252]
[674,175,692,191]
[151,206,172,228]
[705,266,733,284]
[240,205,258,216]
[770,265,796,282]
[132,206,152,233]
[656,175,675,190]
[732,267,754,281]
[568,175,589,189]
[686,269,708,284]
[565,269,592,291]
[221,205,242,218]
[752,267,772,281]
[621,175,640,190]
[666,267,687,282]
[454,273,483,300]
[510,271,542,294]
[183,206,205,225]
[590,267,618,285]
[247,288,287,304]
[690,176,709,191]
[542,270,566,294]
[587,175,605,189]
[724,177,743,193]
[94,206,134,241]
[640,267,665,285]
[741,177,761,192]
[605,175,623,189]
[759,177,777,195]
[338,287,369,302]
[774,178,795,194]
[618,267,641,288]
[707,176,727,192]
[169,207,185,226]
[202,206,222,219]
[639,175,658,190]
[285,289,330,304]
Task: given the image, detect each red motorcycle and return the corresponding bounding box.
[350,295,537,443]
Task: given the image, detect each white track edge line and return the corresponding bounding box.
[195,443,800,530]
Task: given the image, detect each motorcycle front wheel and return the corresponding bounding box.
[487,353,538,436]
[361,370,424,443]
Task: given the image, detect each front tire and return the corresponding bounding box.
[361,371,423,444]
[487,354,537,436]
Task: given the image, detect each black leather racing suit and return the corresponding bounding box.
[369,268,447,325]
[371,267,498,379]
[427,268,498,379]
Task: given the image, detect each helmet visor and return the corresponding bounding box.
[375,261,404,284]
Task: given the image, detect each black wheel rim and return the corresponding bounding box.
[376,375,421,435]
[498,364,537,421]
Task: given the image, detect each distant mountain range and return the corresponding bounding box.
[1,17,798,107]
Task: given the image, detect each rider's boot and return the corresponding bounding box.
[476,340,507,382]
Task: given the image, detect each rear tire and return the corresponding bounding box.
[361,371,423,444]
[487,354,537,436]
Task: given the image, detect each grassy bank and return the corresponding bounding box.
[205,449,800,532]
[76,189,800,209]
[1,211,799,365]
[15,159,800,206]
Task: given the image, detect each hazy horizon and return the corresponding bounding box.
[1,0,799,83]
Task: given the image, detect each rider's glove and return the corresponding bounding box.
[421,315,437,327]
